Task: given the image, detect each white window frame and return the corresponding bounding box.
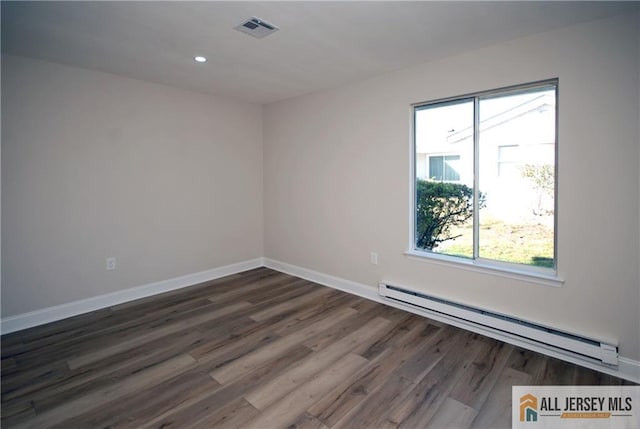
[407,79,563,287]
[497,144,519,177]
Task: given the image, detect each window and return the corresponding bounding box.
[412,81,557,275]
[429,155,460,182]
[497,145,519,177]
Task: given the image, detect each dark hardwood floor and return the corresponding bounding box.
[0,267,630,428]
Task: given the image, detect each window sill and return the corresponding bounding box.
[404,249,564,288]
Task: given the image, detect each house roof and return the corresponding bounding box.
[447,93,554,144]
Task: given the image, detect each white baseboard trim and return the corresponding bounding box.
[263,258,377,302]
[263,258,640,384]
[0,258,264,335]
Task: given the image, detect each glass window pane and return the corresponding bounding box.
[429,156,443,181]
[444,155,461,181]
[478,87,555,268]
[415,100,474,258]
[428,156,442,180]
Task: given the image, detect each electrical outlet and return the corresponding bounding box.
[106,257,116,271]
[370,252,378,265]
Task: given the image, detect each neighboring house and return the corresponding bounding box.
[416,92,555,223]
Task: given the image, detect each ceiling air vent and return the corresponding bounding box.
[234,17,279,39]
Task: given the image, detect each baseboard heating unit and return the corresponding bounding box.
[379,282,618,366]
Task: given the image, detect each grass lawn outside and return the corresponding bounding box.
[436,216,554,268]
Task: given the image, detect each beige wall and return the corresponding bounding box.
[264,13,640,360]
[2,55,263,316]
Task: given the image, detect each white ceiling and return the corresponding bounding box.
[2,1,637,104]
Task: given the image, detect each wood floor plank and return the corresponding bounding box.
[471,367,531,429]
[67,301,252,370]
[110,268,272,312]
[205,272,294,306]
[426,397,478,429]
[308,321,439,427]
[7,299,241,374]
[19,296,214,355]
[539,356,577,385]
[12,269,271,357]
[0,400,36,428]
[189,317,280,367]
[190,397,259,429]
[201,330,283,375]
[271,291,358,336]
[189,287,344,365]
[6,308,115,350]
[244,316,392,410]
[134,387,255,429]
[249,286,332,321]
[28,331,206,414]
[210,305,357,384]
[12,354,197,429]
[190,291,356,368]
[301,300,387,352]
[394,325,464,382]
[46,367,222,429]
[0,357,18,376]
[573,366,625,385]
[2,268,634,429]
[287,412,331,429]
[331,373,415,429]
[188,316,275,362]
[243,277,316,305]
[240,353,369,428]
[448,337,514,410]
[505,346,547,384]
[138,344,314,429]
[0,334,25,352]
[1,360,70,400]
[389,330,483,429]
[358,313,428,360]
[5,341,185,416]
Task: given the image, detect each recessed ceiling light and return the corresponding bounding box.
[194,56,207,63]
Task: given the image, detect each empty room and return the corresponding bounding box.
[1,1,639,428]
